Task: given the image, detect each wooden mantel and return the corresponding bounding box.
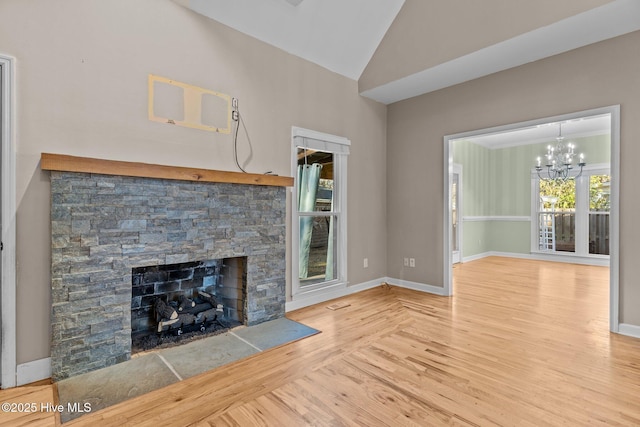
[40,153,294,187]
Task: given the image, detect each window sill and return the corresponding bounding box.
[292,280,347,300]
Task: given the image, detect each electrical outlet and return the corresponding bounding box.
[231,98,239,121]
[409,258,415,268]
[363,258,369,268]
[403,258,409,267]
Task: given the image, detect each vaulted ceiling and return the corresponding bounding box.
[174,0,405,81]
[174,0,640,106]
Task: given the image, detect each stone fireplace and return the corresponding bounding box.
[44,154,292,381]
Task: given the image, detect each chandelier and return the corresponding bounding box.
[535,122,585,181]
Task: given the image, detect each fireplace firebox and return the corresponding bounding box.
[130,257,247,353]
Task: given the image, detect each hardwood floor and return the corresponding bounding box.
[2,257,640,426]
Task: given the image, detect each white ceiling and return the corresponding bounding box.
[462,114,611,149]
[176,0,405,80]
[176,0,640,104]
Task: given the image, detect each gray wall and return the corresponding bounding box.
[387,29,640,326]
[0,0,388,365]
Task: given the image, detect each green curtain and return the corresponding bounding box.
[298,164,322,279]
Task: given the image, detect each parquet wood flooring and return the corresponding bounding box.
[1,257,639,426]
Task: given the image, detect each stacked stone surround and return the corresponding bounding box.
[50,171,286,381]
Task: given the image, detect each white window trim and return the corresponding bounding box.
[530,163,611,259]
[291,127,349,299]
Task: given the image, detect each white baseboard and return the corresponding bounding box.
[285,276,447,312]
[461,252,492,263]
[384,277,448,296]
[462,251,609,267]
[618,323,640,339]
[16,357,51,386]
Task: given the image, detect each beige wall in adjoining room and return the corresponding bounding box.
[0,0,387,365]
[386,30,640,327]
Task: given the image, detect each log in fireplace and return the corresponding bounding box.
[131,257,247,353]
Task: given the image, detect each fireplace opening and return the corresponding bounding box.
[131,257,247,354]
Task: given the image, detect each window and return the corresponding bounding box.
[533,164,610,257]
[538,179,576,252]
[292,128,349,297]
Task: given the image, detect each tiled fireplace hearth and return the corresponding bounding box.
[43,154,292,381]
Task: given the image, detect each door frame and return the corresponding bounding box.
[0,54,17,388]
[443,105,620,333]
[451,163,462,264]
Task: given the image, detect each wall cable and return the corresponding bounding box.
[232,107,247,173]
[231,99,277,176]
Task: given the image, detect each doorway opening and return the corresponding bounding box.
[443,105,620,332]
